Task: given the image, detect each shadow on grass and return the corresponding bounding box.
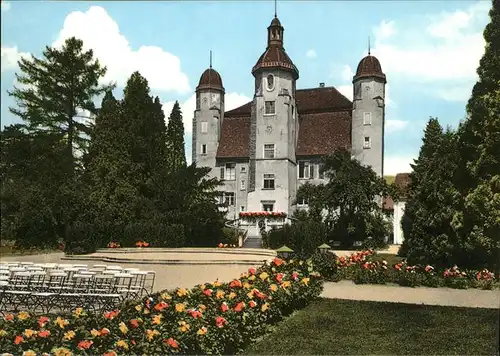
[243,298,499,355]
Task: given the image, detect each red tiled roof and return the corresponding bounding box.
[196,68,224,92]
[216,117,250,158]
[296,111,351,156]
[252,45,299,79]
[217,86,353,159]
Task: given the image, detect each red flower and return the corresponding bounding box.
[215,316,227,328]
[77,340,93,350]
[234,302,245,312]
[275,273,284,283]
[189,309,202,318]
[38,330,50,338]
[104,310,120,320]
[249,300,257,308]
[248,267,257,275]
[291,272,299,281]
[129,319,140,328]
[229,279,242,288]
[14,335,24,345]
[100,328,110,336]
[253,289,266,300]
[220,302,229,312]
[203,289,213,297]
[218,243,223,248]
[38,316,49,328]
[4,314,14,322]
[272,257,284,267]
[104,352,117,356]
[165,337,179,348]
[154,301,169,311]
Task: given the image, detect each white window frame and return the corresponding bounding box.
[263,143,275,159]
[297,198,309,207]
[221,192,235,206]
[201,144,207,155]
[264,101,276,115]
[263,173,275,190]
[240,179,246,190]
[201,121,208,133]
[266,74,275,91]
[364,136,371,149]
[298,161,312,179]
[220,163,236,181]
[363,112,372,125]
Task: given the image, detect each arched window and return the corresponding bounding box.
[266,74,275,91]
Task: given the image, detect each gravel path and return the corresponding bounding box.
[2,252,498,309]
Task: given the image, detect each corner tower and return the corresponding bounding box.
[192,58,225,175]
[352,51,386,177]
[246,14,299,216]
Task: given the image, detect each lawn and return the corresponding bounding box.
[243,298,499,355]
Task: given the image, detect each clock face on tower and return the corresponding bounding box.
[211,93,218,104]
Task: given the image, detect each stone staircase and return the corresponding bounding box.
[242,236,262,249]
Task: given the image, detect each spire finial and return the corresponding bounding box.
[274,0,277,18]
[209,50,212,69]
[368,36,371,55]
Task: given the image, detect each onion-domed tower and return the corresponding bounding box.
[246,14,299,216]
[192,55,225,172]
[352,50,386,177]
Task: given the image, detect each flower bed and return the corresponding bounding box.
[0,257,323,355]
[239,212,287,219]
[217,243,238,248]
[332,250,497,290]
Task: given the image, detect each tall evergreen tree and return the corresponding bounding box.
[401,118,460,266]
[165,101,187,171]
[454,0,500,271]
[8,37,113,173]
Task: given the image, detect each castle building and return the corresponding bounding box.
[192,15,386,234]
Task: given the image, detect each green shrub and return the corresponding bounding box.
[220,227,243,246]
[65,221,99,254]
[264,221,328,255]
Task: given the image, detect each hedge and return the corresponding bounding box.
[0,257,323,355]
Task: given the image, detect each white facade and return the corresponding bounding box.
[393,201,406,245]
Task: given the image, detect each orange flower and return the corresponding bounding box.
[229,279,242,288]
[154,301,169,311]
[100,328,110,336]
[175,303,186,313]
[38,316,49,328]
[249,300,257,308]
[14,335,24,345]
[165,337,179,348]
[4,314,14,322]
[104,310,120,320]
[234,302,245,312]
[215,316,227,328]
[152,314,162,325]
[38,330,50,338]
[197,326,208,335]
[104,351,117,356]
[77,340,93,350]
[115,340,128,350]
[261,303,269,312]
[273,257,284,266]
[129,319,140,328]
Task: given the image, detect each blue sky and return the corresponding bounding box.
[1,0,491,174]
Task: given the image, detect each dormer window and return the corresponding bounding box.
[266,74,275,91]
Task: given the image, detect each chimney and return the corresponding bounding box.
[319,82,325,88]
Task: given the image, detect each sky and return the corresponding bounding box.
[0,0,492,175]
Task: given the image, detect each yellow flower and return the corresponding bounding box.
[135,305,142,311]
[146,329,160,341]
[116,340,129,350]
[240,273,248,279]
[175,303,186,313]
[270,284,278,292]
[53,347,73,356]
[90,329,100,337]
[247,291,254,299]
[301,277,310,285]
[228,292,237,300]
[216,290,225,299]
[197,326,208,335]
[177,288,188,297]
[143,308,150,315]
[161,292,172,300]
[261,303,269,312]
[213,279,222,287]
[18,312,30,321]
[55,317,69,329]
[299,261,304,265]
[74,308,84,318]
[23,329,37,338]
[259,272,269,281]
[0,329,7,337]
[199,284,206,290]
[198,304,207,312]
[248,275,256,281]
[178,320,190,333]
[152,314,162,325]
[242,282,252,289]
[118,322,128,335]
[63,330,76,341]
[23,351,36,356]
[282,281,291,288]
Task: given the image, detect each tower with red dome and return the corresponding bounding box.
[192,59,225,174]
[352,51,386,178]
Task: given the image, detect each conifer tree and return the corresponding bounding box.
[165,101,187,171]
[454,0,500,271]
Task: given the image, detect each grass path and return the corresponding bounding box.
[244,298,499,355]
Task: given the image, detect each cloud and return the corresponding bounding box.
[336,84,352,101]
[1,46,29,72]
[53,6,190,94]
[163,92,252,134]
[306,49,317,59]
[385,119,409,134]
[1,1,11,12]
[340,65,354,82]
[369,2,490,100]
[384,155,414,175]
